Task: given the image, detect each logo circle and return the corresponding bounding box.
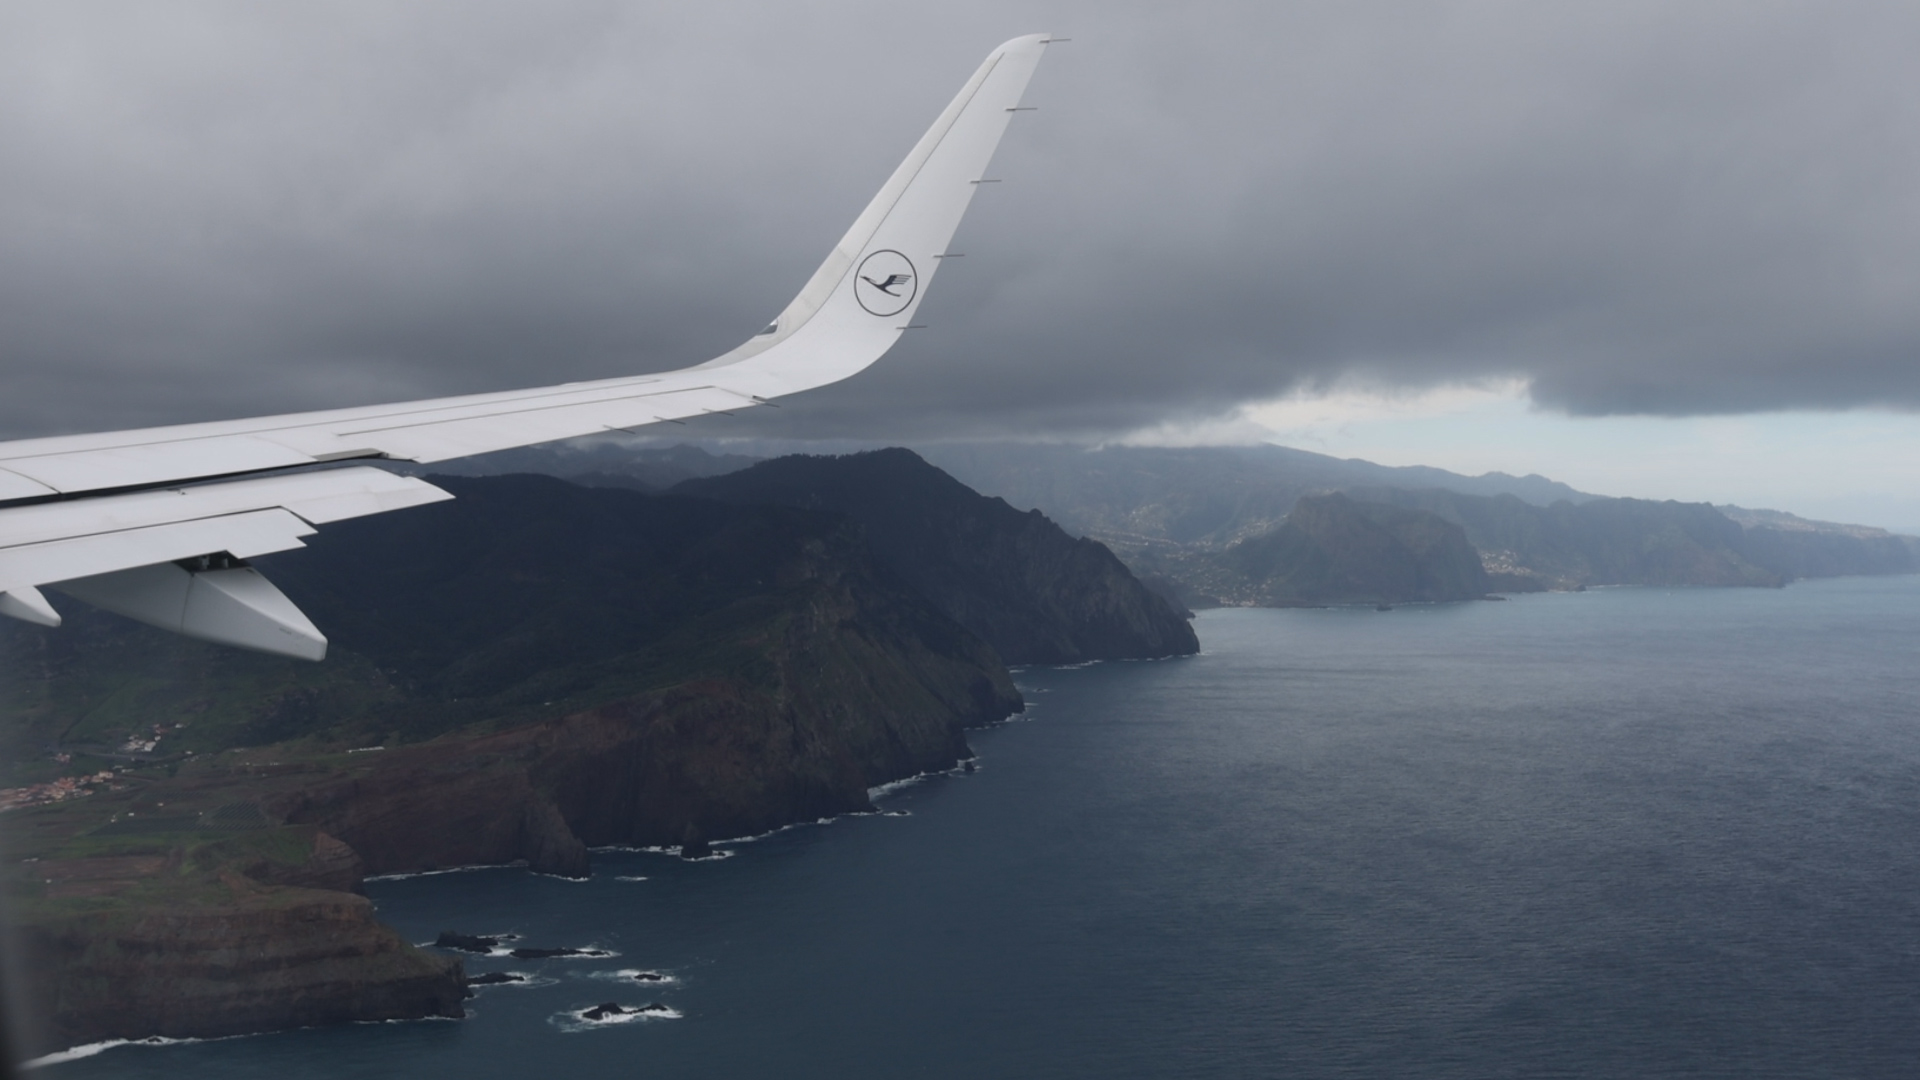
[854,250,918,317]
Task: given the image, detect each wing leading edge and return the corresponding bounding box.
[0,34,1054,657]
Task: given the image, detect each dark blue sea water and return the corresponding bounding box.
[46,577,1920,1078]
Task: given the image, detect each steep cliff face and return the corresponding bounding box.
[266,580,1015,874]
[3,473,1022,1057]
[11,833,462,1058]
[677,449,1199,664]
[1186,493,1494,606]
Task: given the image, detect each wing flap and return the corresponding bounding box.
[1,509,313,595]
[0,467,450,592]
[0,469,57,501]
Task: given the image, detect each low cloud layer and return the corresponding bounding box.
[5,1,1920,441]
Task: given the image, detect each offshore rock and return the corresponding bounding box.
[435,932,500,954]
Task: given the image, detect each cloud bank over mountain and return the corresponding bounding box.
[5,1,1920,441]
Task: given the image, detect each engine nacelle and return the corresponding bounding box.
[53,555,327,661]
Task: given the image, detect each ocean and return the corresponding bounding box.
[46,577,1920,1078]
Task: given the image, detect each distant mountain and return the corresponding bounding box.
[1344,487,1785,589]
[1342,487,1917,588]
[419,442,762,492]
[1716,505,1897,539]
[677,449,1199,665]
[413,439,1915,594]
[1133,483,1899,608]
[1714,506,1917,579]
[915,442,1595,550]
[1174,493,1494,606]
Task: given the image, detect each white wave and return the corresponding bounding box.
[415,932,522,957]
[550,1003,682,1031]
[24,1036,200,1068]
[585,968,679,985]
[367,863,512,882]
[612,874,649,882]
[23,1011,468,1067]
[584,841,736,860]
[466,971,553,990]
[866,775,925,799]
[867,756,981,801]
[718,817,837,846]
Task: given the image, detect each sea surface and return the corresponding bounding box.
[48,577,1920,1078]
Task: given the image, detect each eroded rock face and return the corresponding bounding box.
[15,882,463,1056]
[3,473,1026,1056]
[677,449,1200,665]
[263,652,1010,878]
[268,762,589,879]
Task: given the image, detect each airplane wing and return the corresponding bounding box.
[0,34,1055,659]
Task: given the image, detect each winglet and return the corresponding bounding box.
[698,34,1051,393]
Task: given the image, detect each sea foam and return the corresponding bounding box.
[550,1002,682,1032]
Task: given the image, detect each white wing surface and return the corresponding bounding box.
[0,34,1055,658]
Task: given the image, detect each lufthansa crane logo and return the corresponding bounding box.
[854,250,917,317]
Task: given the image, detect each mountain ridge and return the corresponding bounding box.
[675,449,1199,664]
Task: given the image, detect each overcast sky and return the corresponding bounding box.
[5,2,1920,524]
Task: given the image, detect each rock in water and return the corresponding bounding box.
[507,946,603,960]
[679,826,711,860]
[435,932,499,954]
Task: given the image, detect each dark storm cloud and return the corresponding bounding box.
[4,1,1920,442]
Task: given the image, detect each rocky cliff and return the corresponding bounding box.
[677,449,1199,664]
[9,826,463,1057]
[2,474,1023,1058]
